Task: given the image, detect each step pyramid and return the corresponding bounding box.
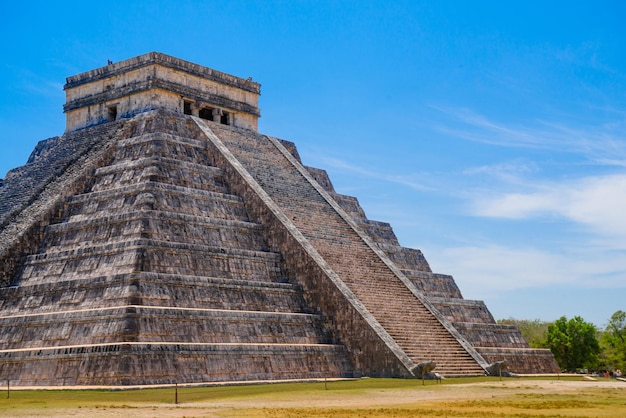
[0,52,558,386]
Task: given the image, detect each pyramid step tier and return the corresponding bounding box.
[66,182,249,222]
[0,342,354,386]
[0,305,334,350]
[43,210,268,253]
[19,238,286,285]
[92,155,229,194]
[0,273,311,316]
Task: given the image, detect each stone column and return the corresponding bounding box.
[212,108,223,122]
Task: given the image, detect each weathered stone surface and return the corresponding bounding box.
[0,111,356,385]
[0,121,127,287]
[0,53,559,386]
[328,187,558,373]
[64,52,260,132]
[411,361,443,380]
[0,343,353,386]
[200,122,488,376]
[486,360,511,376]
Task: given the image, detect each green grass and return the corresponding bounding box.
[0,376,624,417]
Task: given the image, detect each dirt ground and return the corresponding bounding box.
[2,379,625,417]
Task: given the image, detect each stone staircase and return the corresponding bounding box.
[199,119,487,376]
[303,155,559,374]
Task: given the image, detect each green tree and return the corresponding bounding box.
[546,316,600,371]
[601,310,626,372]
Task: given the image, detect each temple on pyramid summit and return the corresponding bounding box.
[0,52,559,386]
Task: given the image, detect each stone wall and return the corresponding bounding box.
[0,110,358,385]
[0,121,126,286]
[64,52,260,132]
[0,343,353,386]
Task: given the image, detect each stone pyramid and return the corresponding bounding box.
[0,53,558,386]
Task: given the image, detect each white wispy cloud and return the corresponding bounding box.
[463,160,539,185]
[427,244,626,296]
[310,154,434,192]
[4,65,64,100]
[427,106,626,246]
[471,173,626,242]
[431,106,626,166]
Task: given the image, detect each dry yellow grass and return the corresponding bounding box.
[0,376,624,417]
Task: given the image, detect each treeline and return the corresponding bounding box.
[498,310,625,373]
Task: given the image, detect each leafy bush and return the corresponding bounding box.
[546,316,600,371]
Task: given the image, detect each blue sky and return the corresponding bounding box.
[1,1,624,327]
